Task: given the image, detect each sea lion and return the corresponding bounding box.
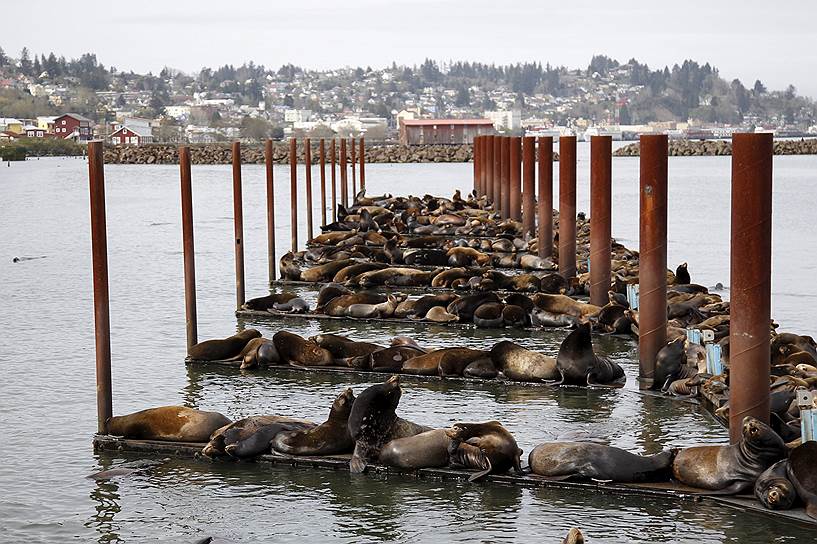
[518,254,552,270]
[243,293,297,311]
[272,388,356,456]
[675,262,691,284]
[300,258,359,283]
[531,294,602,319]
[311,334,383,362]
[771,333,817,365]
[490,341,559,382]
[361,345,425,371]
[539,273,569,294]
[272,297,309,313]
[446,421,524,482]
[378,429,452,469]
[357,267,441,287]
[554,323,625,386]
[315,282,352,309]
[787,441,817,519]
[431,267,472,288]
[412,293,459,318]
[347,376,431,473]
[447,246,490,267]
[346,294,401,318]
[272,331,334,366]
[504,293,535,313]
[502,304,527,327]
[755,460,797,510]
[463,358,499,379]
[404,248,448,266]
[203,415,315,458]
[424,305,459,323]
[107,406,231,442]
[333,262,388,283]
[473,302,505,328]
[653,337,689,390]
[562,528,585,544]
[672,416,786,493]
[311,231,358,245]
[238,338,279,370]
[437,348,488,377]
[446,292,501,322]
[322,292,386,317]
[402,348,480,376]
[279,251,302,280]
[531,309,579,328]
[187,329,261,361]
[528,442,675,482]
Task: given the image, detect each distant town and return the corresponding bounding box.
[1,46,816,146]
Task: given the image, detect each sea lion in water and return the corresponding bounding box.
[554,323,625,386]
[672,416,786,493]
[272,388,356,456]
[187,329,261,361]
[755,460,797,510]
[347,376,431,473]
[273,331,334,366]
[107,406,231,442]
[490,341,559,382]
[378,429,452,469]
[446,421,524,482]
[528,442,675,482]
[203,415,314,458]
[787,441,817,519]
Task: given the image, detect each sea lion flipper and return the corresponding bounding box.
[468,457,493,483]
[349,453,367,474]
[806,502,817,520]
[513,449,524,474]
[700,481,749,496]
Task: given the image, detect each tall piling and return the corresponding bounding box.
[638,134,668,390]
[231,142,245,310]
[264,140,276,282]
[319,139,327,227]
[510,136,522,221]
[485,136,494,202]
[340,139,348,207]
[289,138,298,252]
[558,135,577,279]
[304,138,313,241]
[179,146,197,350]
[473,135,479,194]
[359,137,365,191]
[537,137,553,258]
[500,136,511,219]
[590,135,613,307]
[492,135,501,210]
[330,140,337,221]
[522,136,535,236]
[88,140,112,434]
[350,137,356,198]
[728,132,773,442]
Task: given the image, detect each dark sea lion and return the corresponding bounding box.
[188,329,261,361]
[755,460,797,510]
[437,348,488,377]
[473,302,505,328]
[490,341,558,382]
[272,297,309,313]
[675,262,691,284]
[238,338,279,370]
[312,231,358,245]
[333,262,388,283]
[301,258,359,283]
[446,292,501,322]
[447,246,490,267]
[107,406,231,442]
[243,293,297,311]
[354,345,425,371]
[787,441,817,518]
[504,293,534,313]
[272,388,356,456]
[446,421,524,482]
[595,304,627,333]
[357,267,441,287]
[608,290,629,308]
[404,248,448,266]
[203,415,314,458]
[412,293,459,318]
[226,419,315,458]
[562,528,585,544]
[279,251,302,280]
[273,331,334,366]
[315,282,352,308]
[311,334,383,362]
[539,272,569,294]
[347,376,430,473]
[554,323,625,386]
[402,348,474,376]
[378,429,452,469]
[528,442,675,482]
[431,267,472,288]
[771,333,817,365]
[322,292,387,316]
[463,357,499,379]
[672,417,786,493]
[653,337,688,390]
[502,304,527,327]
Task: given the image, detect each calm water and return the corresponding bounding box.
[2,147,816,543]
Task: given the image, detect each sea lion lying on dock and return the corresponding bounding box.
[554,323,625,386]
[188,329,261,361]
[446,421,523,482]
[108,406,231,442]
[273,331,334,366]
[528,442,675,483]
[272,388,356,456]
[203,415,315,458]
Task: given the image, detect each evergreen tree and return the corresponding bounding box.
[19,47,32,75]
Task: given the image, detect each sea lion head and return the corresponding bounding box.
[330,388,356,420]
[445,420,501,441]
[742,416,786,456]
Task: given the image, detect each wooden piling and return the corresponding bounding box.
[510,136,522,221]
[231,141,245,310]
[340,139,348,207]
[522,136,535,236]
[304,138,313,241]
[359,137,365,191]
[537,137,553,258]
[265,139,276,282]
[88,140,112,434]
[590,136,613,307]
[558,135,577,279]
[330,140,337,221]
[179,146,197,350]
[319,139,327,227]
[289,138,298,252]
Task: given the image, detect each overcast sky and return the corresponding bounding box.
[4,1,816,97]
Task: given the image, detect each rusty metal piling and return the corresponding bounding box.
[350,137,356,198]
[340,139,348,207]
[231,142,245,309]
[590,136,613,306]
[289,138,298,252]
[304,138,313,241]
[359,137,365,191]
[179,146,197,350]
[510,136,522,221]
[264,140,276,282]
[330,140,337,221]
[522,136,535,236]
[558,135,577,279]
[319,139,327,227]
[492,136,501,211]
[537,137,553,258]
[728,132,773,442]
[500,136,511,219]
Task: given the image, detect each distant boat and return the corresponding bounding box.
[582,127,622,141]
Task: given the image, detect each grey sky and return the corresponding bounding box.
[4,0,816,97]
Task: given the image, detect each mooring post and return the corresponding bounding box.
[304,138,313,241]
[289,138,298,252]
[359,137,365,192]
[510,136,522,221]
[88,140,112,434]
[473,135,480,195]
[500,136,510,219]
[319,139,327,227]
[350,137,356,198]
[492,135,501,211]
[340,138,348,207]
[558,135,577,279]
[537,136,553,259]
[264,139,276,282]
[590,135,613,307]
[179,146,197,350]
[478,136,486,197]
[231,141,245,310]
[330,139,337,221]
[485,135,494,202]
[638,134,668,390]
[522,136,535,236]
[728,132,773,442]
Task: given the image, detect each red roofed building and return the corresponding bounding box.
[399,118,495,145]
[53,113,93,141]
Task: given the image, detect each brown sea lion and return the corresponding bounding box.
[401,348,464,376]
[562,528,585,544]
[447,246,490,267]
[363,345,425,371]
[346,294,401,318]
[473,302,505,328]
[271,388,356,456]
[424,305,459,323]
[310,334,383,362]
[279,251,302,280]
[446,292,501,322]
[322,292,387,317]
[518,254,552,270]
[755,460,797,510]
[554,322,625,386]
[188,329,262,361]
[243,293,297,311]
[238,338,279,370]
[528,442,675,482]
[431,267,472,287]
[107,406,231,442]
[333,262,388,283]
[311,231,358,245]
[463,358,499,379]
[378,429,452,469]
[446,421,524,482]
[300,258,359,283]
[490,341,559,382]
[273,331,334,366]
[203,415,315,458]
[531,294,602,319]
[437,348,488,377]
[502,304,527,327]
[412,293,459,318]
[357,267,441,287]
[315,282,352,309]
[787,441,817,518]
[672,417,786,493]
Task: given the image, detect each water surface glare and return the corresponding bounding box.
[2,149,816,542]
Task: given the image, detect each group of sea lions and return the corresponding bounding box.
[104,383,817,517]
[185,325,626,386]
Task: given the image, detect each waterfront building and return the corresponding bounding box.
[53,113,93,141]
[399,118,494,145]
